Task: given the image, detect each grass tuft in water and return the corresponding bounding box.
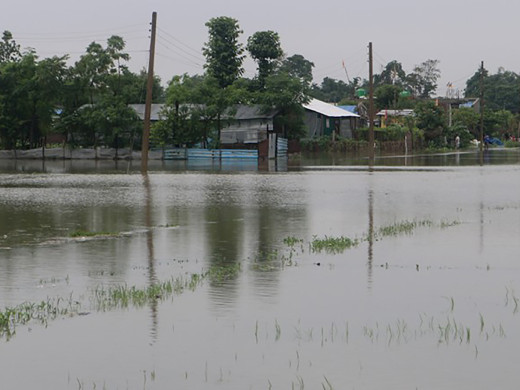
[207,262,241,283]
[283,236,303,247]
[376,219,433,238]
[310,235,359,254]
[93,274,205,310]
[69,230,119,238]
[0,296,81,339]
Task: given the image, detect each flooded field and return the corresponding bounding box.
[1,149,520,389]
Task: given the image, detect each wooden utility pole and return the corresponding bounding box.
[479,61,484,154]
[141,11,157,173]
[368,42,375,164]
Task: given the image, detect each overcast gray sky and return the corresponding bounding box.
[2,0,517,97]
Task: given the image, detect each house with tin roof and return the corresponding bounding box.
[220,105,279,146]
[129,104,165,121]
[303,98,360,138]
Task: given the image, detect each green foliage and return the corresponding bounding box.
[414,100,446,144]
[256,72,309,139]
[207,262,241,283]
[465,67,520,113]
[374,60,406,87]
[93,275,205,310]
[279,54,314,85]
[381,124,408,141]
[484,109,516,138]
[300,135,367,152]
[0,30,21,63]
[161,73,250,147]
[310,235,359,254]
[247,31,283,88]
[69,230,118,238]
[283,236,303,247]
[452,107,480,138]
[444,124,473,148]
[504,139,520,148]
[375,84,402,109]
[406,59,441,98]
[203,16,245,88]
[0,51,68,149]
[375,219,433,238]
[1,298,81,339]
[310,77,359,103]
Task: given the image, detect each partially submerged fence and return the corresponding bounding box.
[164,148,259,160]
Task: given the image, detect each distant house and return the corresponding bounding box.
[128,104,165,121]
[303,98,359,138]
[375,109,414,127]
[220,105,280,146]
[458,98,480,112]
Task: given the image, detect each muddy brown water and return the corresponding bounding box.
[1,149,520,389]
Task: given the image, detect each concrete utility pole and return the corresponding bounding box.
[141,11,157,173]
[368,42,375,164]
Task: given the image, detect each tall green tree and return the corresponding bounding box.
[407,59,441,98]
[0,52,67,149]
[0,31,21,63]
[279,54,314,86]
[465,67,520,113]
[247,30,283,88]
[414,100,446,144]
[58,35,142,148]
[202,17,245,89]
[374,60,406,87]
[310,77,357,103]
[255,72,310,140]
[375,84,402,110]
[452,107,480,138]
[158,74,248,147]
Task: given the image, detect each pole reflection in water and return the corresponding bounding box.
[367,187,374,290]
[143,173,158,342]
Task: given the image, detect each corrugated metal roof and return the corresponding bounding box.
[375,109,414,117]
[338,105,358,114]
[303,98,359,118]
[226,105,278,120]
[129,104,165,121]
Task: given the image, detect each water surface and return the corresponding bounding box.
[1,149,519,389]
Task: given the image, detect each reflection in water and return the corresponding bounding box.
[479,201,484,254]
[143,174,158,342]
[2,162,520,389]
[367,188,374,290]
[204,179,243,311]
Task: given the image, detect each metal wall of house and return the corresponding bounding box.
[303,112,355,139]
[304,112,324,137]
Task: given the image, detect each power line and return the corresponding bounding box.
[157,28,203,56]
[156,41,203,68]
[156,52,203,71]
[13,23,146,40]
[156,34,204,62]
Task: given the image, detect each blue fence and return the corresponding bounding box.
[277,138,288,158]
[164,148,258,160]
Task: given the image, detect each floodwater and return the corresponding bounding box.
[1,148,520,389]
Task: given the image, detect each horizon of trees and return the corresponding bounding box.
[1,20,519,151]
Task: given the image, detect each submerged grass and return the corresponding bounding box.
[375,219,433,238]
[1,262,243,340]
[0,296,81,339]
[310,235,360,254]
[281,218,460,257]
[207,262,241,283]
[69,230,119,238]
[93,273,205,310]
[283,236,304,247]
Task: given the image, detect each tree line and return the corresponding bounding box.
[1,18,519,152]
